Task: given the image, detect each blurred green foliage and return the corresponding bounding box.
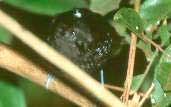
[3,0,88,16]
[0,26,12,44]
[0,81,26,107]
[0,0,171,107]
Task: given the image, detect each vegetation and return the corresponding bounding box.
[0,0,171,107]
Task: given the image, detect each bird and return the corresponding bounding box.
[46,8,121,82]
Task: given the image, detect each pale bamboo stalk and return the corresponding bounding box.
[0,43,95,107]
[139,83,154,107]
[0,9,125,107]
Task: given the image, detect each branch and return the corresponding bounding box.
[121,33,137,103]
[0,9,125,107]
[141,33,169,57]
[105,84,145,97]
[0,43,95,107]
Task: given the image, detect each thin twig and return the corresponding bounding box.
[141,33,169,57]
[0,9,125,107]
[0,43,95,107]
[105,84,125,93]
[105,84,145,97]
[135,50,158,92]
[121,33,137,103]
[143,18,169,56]
[120,0,140,103]
[139,83,154,107]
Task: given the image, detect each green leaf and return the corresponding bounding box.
[18,78,73,107]
[0,82,26,107]
[151,79,164,105]
[155,44,171,91]
[137,32,153,60]
[131,74,145,91]
[4,0,88,16]
[0,26,13,44]
[158,25,171,46]
[156,63,171,91]
[158,93,171,107]
[140,0,171,24]
[133,51,159,92]
[90,0,121,15]
[112,21,130,38]
[114,8,144,35]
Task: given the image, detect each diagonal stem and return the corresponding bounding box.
[141,33,169,57]
[0,43,95,107]
[139,83,154,107]
[105,84,145,97]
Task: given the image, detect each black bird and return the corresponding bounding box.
[46,8,121,80]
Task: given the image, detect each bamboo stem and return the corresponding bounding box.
[0,43,95,107]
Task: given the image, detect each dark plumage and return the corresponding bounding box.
[46,9,121,75]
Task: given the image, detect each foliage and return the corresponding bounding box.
[0,26,12,44]
[0,81,26,107]
[0,0,171,107]
[4,0,88,16]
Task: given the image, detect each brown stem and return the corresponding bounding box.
[0,43,95,107]
[121,33,137,103]
[120,0,140,103]
[141,33,169,57]
[105,84,145,97]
